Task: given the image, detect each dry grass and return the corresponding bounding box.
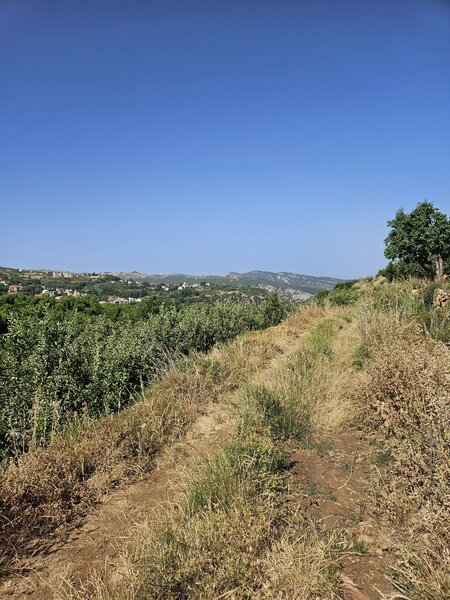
[360,319,449,532]
[388,538,450,600]
[276,304,326,335]
[357,312,450,599]
[306,314,361,432]
[298,284,450,598]
[87,293,449,600]
[132,437,284,599]
[61,437,285,600]
[10,292,448,599]
[63,314,357,600]
[68,452,343,600]
[254,517,342,599]
[237,313,362,444]
[0,329,280,571]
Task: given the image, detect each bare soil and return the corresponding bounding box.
[288,432,396,600]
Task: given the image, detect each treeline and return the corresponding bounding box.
[0,293,186,333]
[0,294,288,463]
[0,289,268,334]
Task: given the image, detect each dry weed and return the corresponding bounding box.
[255,517,341,599]
[361,325,449,531]
[358,315,450,598]
[388,536,450,600]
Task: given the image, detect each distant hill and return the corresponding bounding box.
[226,270,342,291]
[0,266,343,302]
[109,270,343,296]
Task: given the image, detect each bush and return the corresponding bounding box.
[378,260,429,281]
[314,282,359,307]
[0,297,290,462]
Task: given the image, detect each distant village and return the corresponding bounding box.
[1,267,313,306]
[3,280,90,300]
[1,270,216,304]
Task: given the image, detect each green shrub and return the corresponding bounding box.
[0,297,291,462]
[314,290,330,307]
[328,288,359,306]
[314,282,359,307]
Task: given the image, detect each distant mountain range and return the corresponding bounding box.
[110,270,343,296]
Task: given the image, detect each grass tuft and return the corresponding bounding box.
[186,438,284,515]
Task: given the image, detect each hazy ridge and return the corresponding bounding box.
[108,269,343,295]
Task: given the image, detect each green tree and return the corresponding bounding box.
[260,293,289,326]
[384,201,450,279]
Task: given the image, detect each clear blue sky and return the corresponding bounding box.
[1,0,449,278]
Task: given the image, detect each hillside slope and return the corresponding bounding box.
[1,278,448,600]
[0,306,323,598]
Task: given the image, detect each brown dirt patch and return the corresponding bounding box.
[288,432,396,600]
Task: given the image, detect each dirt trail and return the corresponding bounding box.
[1,404,232,599]
[0,321,307,599]
[1,313,399,599]
[289,432,396,600]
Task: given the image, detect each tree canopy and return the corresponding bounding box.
[383,201,450,279]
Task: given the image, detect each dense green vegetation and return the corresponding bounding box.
[0,266,269,302]
[0,290,266,334]
[0,293,289,463]
[380,201,450,280]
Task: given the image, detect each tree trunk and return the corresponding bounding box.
[435,255,444,279]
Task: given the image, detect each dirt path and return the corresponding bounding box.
[0,404,233,599]
[0,320,309,599]
[1,312,398,600]
[288,432,396,600]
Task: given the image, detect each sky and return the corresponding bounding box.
[1,0,449,278]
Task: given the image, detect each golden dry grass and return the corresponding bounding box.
[99,291,448,600]
[360,318,449,532]
[254,518,342,600]
[356,311,450,599]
